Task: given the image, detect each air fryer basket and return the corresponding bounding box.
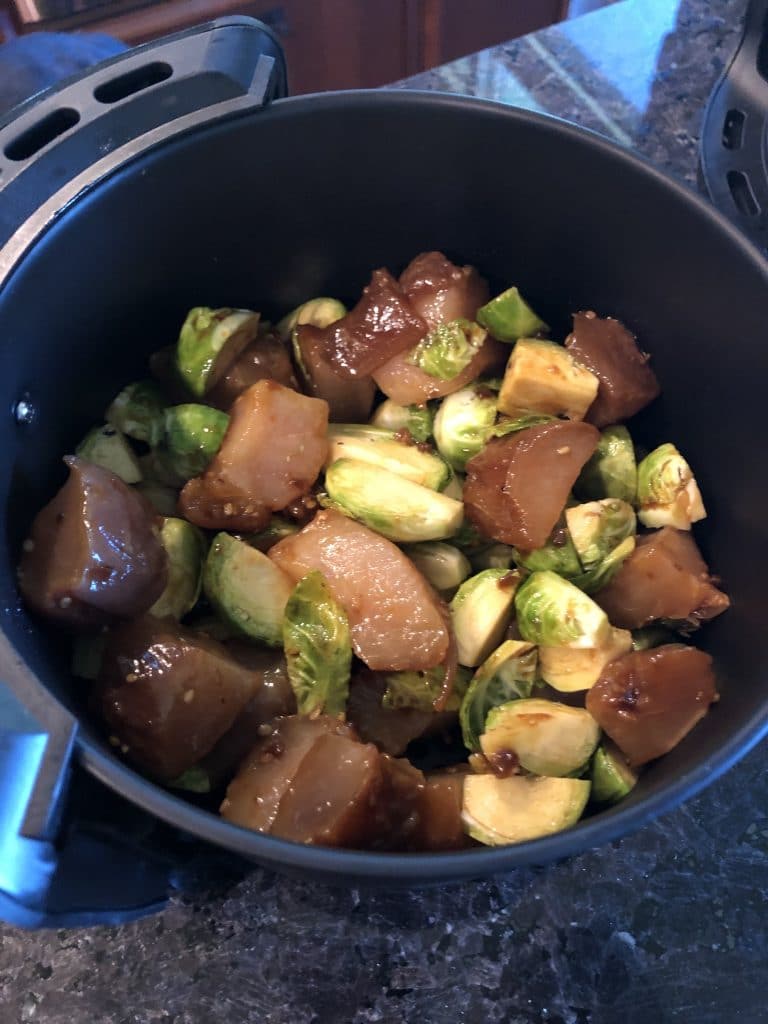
[1,17,767,926]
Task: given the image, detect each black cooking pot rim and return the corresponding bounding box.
[11,87,768,882]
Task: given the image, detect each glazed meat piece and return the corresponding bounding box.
[565,312,660,427]
[595,527,730,629]
[220,715,356,832]
[586,644,717,766]
[18,457,167,628]
[399,251,490,329]
[199,644,297,788]
[271,731,384,846]
[206,332,298,410]
[464,421,600,549]
[294,324,377,421]
[347,670,456,756]
[94,617,257,780]
[373,335,506,406]
[180,380,329,531]
[408,772,469,851]
[270,510,449,671]
[319,268,427,378]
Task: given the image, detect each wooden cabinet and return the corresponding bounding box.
[7,0,567,94]
[423,0,568,68]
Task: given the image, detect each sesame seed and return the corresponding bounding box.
[223,503,234,516]
[556,446,571,455]
[59,596,72,608]
[109,735,120,747]
[120,744,130,754]
[22,539,34,552]
[125,673,138,683]
[257,723,274,736]
[183,689,195,703]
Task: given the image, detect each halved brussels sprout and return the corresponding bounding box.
[470,544,517,572]
[326,425,451,491]
[636,443,706,529]
[203,532,294,646]
[106,380,167,446]
[323,459,464,543]
[513,520,582,579]
[476,286,548,342]
[433,384,498,471]
[565,499,636,572]
[572,535,636,595]
[462,774,591,846]
[276,297,347,341]
[149,517,207,621]
[538,627,632,692]
[382,665,471,713]
[407,319,487,380]
[176,307,260,397]
[459,639,538,751]
[481,699,600,777]
[76,425,142,485]
[402,542,472,592]
[370,399,434,443]
[450,569,520,667]
[575,425,637,505]
[160,404,229,481]
[283,570,352,718]
[497,338,599,421]
[515,570,610,649]
[590,741,638,804]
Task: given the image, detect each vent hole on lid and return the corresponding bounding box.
[722,108,745,150]
[4,108,80,161]
[727,170,760,217]
[94,61,173,104]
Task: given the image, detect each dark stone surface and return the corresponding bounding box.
[1,1,765,1021]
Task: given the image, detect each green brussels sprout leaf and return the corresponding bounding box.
[407,319,487,380]
[283,571,352,718]
[459,640,538,751]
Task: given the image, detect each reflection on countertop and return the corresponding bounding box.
[397,0,746,185]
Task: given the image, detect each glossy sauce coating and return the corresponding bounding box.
[319,268,427,378]
[180,380,329,531]
[464,420,600,549]
[295,324,377,421]
[270,509,449,671]
[206,332,299,410]
[596,527,730,629]
[221,715,355,833]
[398,251,490,330]
[586,644,717,766]
[199,643,297,788]
[565,312,660,427]
[18,457,167,628]
[94,616,257,779]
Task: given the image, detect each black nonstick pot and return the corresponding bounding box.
[1,17,767,926]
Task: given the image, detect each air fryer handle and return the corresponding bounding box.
[0,636,77,920]
[699,0,768,251]
[0,16,288,253]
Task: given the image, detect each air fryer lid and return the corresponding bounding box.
[1,17,768,926]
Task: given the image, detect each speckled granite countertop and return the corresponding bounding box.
[2,2,766,1022]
